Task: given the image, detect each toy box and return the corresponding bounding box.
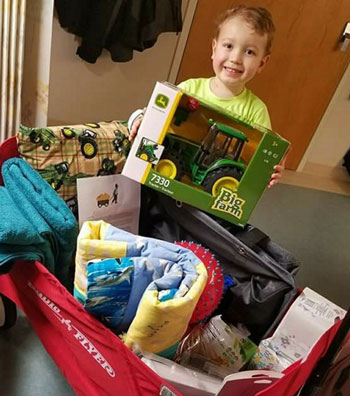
[122,81,290,227]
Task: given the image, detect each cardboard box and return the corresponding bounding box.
[122,82,290,227]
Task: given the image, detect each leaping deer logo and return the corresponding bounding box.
[155,94,169,109]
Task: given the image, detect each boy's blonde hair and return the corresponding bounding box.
[214,5,276,54]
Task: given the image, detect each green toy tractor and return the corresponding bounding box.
[20,125,58,151]
[113,129,131,157]
[38,162,90,191]
[136,139,159,163]
[155,119,248,195]
[97,158,116,176]
[61,127,98,159]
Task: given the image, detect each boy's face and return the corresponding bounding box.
[212,16,270,93]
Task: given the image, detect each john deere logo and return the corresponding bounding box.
[211,187,245,219]
[155,94,169,109]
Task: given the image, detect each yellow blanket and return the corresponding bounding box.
[75,220,207,353]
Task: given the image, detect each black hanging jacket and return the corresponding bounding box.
[55,0,183,63]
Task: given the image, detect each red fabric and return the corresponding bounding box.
[0,261,183,396]
[0,137,19,185]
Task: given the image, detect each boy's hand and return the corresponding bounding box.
[129,107,146,141]
[267,147,291,188]
[268,164,284,188]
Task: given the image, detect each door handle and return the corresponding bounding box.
[340,22,350,52]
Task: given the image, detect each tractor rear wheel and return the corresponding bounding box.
[203,167,243,196]
[155,152,184,181]
[140,153,149,161]
[29,131,42,144]
[81,138,98,159]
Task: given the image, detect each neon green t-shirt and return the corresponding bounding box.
[178,78,271,130]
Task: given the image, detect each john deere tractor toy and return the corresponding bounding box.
[97,158,116,176]
[20,125,58,151]
[61,127,98,159]
[155,119,247,195]
[113,129,131,157]
[38,161,90,191]
[136,139,159,163]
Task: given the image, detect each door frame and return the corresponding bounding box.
[168,0,198,83]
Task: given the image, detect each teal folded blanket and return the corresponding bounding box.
[0,186,46,273]
[0,158,78,284]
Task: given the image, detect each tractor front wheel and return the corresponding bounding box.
[61,128,76,139]
[155,152,184,181]
[203,167,242,196]
[49,179,63,191]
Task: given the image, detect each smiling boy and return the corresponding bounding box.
[178,6,287,186]
[130,6,286,186]
[179,5,274,129]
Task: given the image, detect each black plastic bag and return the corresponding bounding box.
[139,187,300,343]
[343,149,350,175]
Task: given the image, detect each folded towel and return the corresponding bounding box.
[75,220,207,353]
[0,158,78,284]
[0,186,45,246]
[0,186,46,273]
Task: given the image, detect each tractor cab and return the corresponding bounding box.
[196,119,248,168]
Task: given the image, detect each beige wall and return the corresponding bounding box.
[301,63,350,169]
[47,2,190,126]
